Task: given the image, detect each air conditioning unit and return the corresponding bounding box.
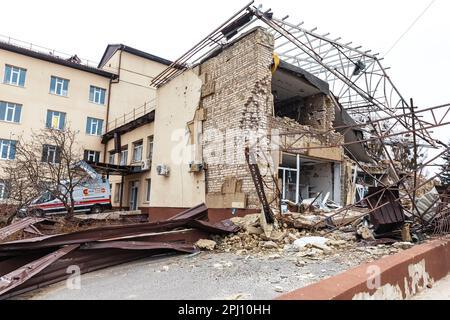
[141,159,151,171]
[156,164,170,176]
[189,161,204,173]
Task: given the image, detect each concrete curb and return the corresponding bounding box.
[277,238,450,300]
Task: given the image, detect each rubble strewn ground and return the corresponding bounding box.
[18,243,408,300]
[13,212,420,300]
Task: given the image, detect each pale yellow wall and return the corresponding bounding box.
[104,51,168,128]
[150,69,205,208]
[107,123,154,209]
[0,48,111,174]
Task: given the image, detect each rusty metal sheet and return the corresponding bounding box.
[0,218,46,241]
[0,215,237,254]
[167,203,208,221]
[367,187,405,234]
[189,219,240,234]
[81,241,196,253]
[0,219,192,253]
[0,244,79,296]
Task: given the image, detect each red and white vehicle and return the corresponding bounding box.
[22,162,112,216]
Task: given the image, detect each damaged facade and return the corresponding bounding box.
[1,3,448,232]
[0,27,363,221]
[97,27,356,220]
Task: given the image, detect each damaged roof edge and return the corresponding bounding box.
[277,60,329,96]
[198,26,268,66]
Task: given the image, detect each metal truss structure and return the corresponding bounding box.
[150,1,450,236]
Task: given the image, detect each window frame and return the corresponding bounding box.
[147,135,154,161]
[89,86,106,105]
[145,179,151,203]
[50,76,69,96]
[42,144,59,164]
[86,117,103,136]
[132,140,143,162]
[85,150,100,162]
[0,182,5,200]
[114,183,122,203]
[4,65,26,87]
[0,101,22,123]
[108,151,115,165]
[46,110,66,130]
[119,147,128,166]
[0,139,16,160]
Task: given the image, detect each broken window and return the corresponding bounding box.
[279,153,341,205]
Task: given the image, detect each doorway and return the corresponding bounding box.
[129,181,139,211]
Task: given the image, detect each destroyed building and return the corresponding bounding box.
[93,27,358,222]
[1,2,449,230]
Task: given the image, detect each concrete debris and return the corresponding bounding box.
[357,226,375,241]
[262,241,278,249]
[393,242,414,250]
[195,239,217,251]
[225,293,251,300]
[274,286,284,293]
[293,237,330,249]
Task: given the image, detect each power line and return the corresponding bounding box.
[384,0,436,57]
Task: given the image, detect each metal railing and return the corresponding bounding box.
[0,34,100,69]
[106,99,157,132]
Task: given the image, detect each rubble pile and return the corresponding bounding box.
[210,209,422,264]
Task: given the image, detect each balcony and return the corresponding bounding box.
[102,99,156,144]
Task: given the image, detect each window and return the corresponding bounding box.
[119,147,128,166]
[84,150,100,162]
[0,139,17,160]
[114,183,122,203]
[86,117,103,136]
[50,76,69,96]
[89,86,106,105]
[0,181,6,200]
[108,151,115,165]
[145,179,151,203]
[133,140,143,162]
[42,144,60,163]
[0,101,22,123]
[147,135,154,161]
[4,65,26,87]
[46,110,66,130]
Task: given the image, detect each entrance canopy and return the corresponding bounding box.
[86,161,147,177]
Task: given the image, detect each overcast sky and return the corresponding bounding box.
[2,0,449,109]
[2,0,449,167]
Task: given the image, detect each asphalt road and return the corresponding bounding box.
[18,251,363,300]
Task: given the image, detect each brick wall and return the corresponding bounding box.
[200,28,275,209]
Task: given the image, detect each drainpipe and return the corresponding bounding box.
[102,48,123,162]
[103,78,113,163]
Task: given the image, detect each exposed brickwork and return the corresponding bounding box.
[200,28,275,209]
[200,27,348,209]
